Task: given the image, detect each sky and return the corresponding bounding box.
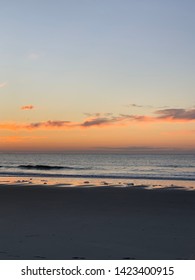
[0,0,195,152]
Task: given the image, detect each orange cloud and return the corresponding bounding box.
[0,123,24,130]
[0,135,46,143]
[0,120,76,131]
[21,105,34,110]
[1,108,195,131]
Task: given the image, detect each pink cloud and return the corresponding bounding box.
[21,105,35,110]
[1,108,195,131]
[0,82,7,88]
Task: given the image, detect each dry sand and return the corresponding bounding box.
[0,184,195,260]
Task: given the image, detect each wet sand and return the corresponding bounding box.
[0,184,195,259]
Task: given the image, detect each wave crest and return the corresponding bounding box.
[18,165,70,170]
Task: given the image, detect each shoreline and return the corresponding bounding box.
[0,175,195,191]
[0,184,195,259]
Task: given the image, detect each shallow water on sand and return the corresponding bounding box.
[0,176,195,191]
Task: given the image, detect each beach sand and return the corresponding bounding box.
[0,184,195,260]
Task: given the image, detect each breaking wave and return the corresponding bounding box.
[18,164,90,170]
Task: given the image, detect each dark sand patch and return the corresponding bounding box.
[0,185,195,259]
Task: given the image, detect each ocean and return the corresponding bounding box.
[0,153,195,189]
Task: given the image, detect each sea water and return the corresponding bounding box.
[0,153,195,189]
